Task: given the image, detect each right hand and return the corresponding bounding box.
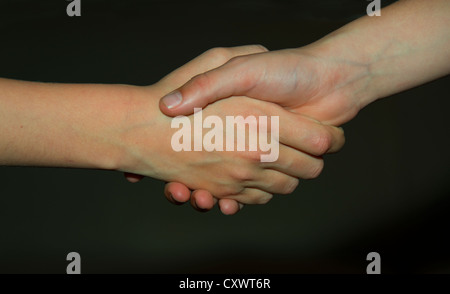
[159,45,372,126]
[160,45,366,214]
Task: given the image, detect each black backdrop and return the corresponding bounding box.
[0,0,449,273]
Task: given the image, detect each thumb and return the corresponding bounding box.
[159,56,258,117]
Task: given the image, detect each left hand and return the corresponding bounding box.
[124,45,271,211]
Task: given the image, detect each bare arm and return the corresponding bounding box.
[315,0,450,109]
[159,0,450,125]
[0,78,133,169]
[0,46,345,211]
[160,0,450,214]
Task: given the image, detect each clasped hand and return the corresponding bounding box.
[124,45,346,215]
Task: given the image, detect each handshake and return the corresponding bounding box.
[122,45,350,215]
[1,0,448,215]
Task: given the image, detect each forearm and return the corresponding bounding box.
[309,0,450,108]
[0,78,143,170]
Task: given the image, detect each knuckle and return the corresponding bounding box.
[254,44,269,52]
[205,47,232,64]
[245,149,263,163]
[230,167,255,182]
[245,190,272,204]
[220,185,243,197]
[312,129,333,155]
[226,55,246,67]
[238,44,269,54]
[307,160,324,179]
[281,178,299,194]
[262,179,277,192]
[225,56,259,92]
[256,193,273,204]
[191,72,214,92]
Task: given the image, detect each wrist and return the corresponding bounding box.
[111,85,172,179]
[103,85,158,174]
[65,83,148,172]
[303,30,380,111]
[303,0,450,111]
[0,79,148,171]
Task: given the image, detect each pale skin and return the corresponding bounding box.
[0,46,345,210]
[159,0,450,214]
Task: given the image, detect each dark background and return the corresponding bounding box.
[0,0,449,274]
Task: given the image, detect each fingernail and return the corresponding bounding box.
[162,91,182,109]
